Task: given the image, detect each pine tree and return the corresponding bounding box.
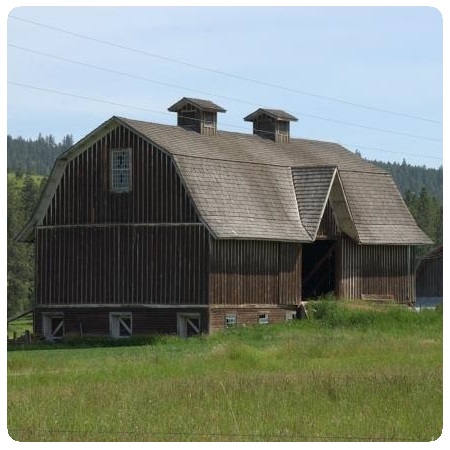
[416,187,432,234]
[7,174,41,317]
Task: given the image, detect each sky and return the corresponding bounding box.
[5,4,444,169]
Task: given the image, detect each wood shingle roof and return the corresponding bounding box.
[119,116,431,245]
[292,166,336,239]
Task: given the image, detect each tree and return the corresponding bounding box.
[7,173,42,317]
[416,187,432,234]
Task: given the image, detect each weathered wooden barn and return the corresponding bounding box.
[415,246,443,309]
[18,97,432,340]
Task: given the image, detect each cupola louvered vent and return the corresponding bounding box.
[168,97,226,136]
[244,108,298,143]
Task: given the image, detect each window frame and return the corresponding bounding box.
[110,148,132,193]
[285,311,297,321]
[258,312,269,325]
[225,313,237,328]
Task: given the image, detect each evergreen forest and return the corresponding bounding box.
[6,134,444,317]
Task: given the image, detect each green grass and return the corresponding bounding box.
[7,318,33,340]
[7,301,443,442]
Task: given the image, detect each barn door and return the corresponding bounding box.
[42,313,64,342]
[110,312,132,338]
[177,313,201,338]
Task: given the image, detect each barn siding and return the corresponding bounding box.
[34,306,209,337]
[208,239,302,306]
[42,125,200,226]
[338,235,415,304]
[316,202,339,239]
[35,225,209,306]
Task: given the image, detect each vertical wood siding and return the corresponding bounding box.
[42,125,199,226]
[316,202,339,239]
[36,224,209,305]
[209,239,301,305]
[338,235,415,303]
[36,125,208,308]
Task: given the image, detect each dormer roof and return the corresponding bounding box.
[168,97,226,113]
[244,108,298,122]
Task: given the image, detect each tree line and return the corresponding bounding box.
[6,135,444,317]
[7,133,73,176]
[370,157,443,202]
[7,172,45,317]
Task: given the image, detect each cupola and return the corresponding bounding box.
[168,97,226,136]
[244,108,298,143]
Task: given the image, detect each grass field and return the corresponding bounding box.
[7,301,443,442]
[7,317,33,340]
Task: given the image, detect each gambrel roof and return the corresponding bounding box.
[17,115,432,246]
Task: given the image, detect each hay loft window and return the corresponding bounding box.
[258,312,269,325]
[111,148,132,192]
[225,313,237,327]
[110,312,132,338]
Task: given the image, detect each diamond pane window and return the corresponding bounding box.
[111,149,132,192]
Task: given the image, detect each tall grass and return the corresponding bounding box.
[7,301,442,442]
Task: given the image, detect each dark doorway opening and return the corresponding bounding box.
[302,240,336,299]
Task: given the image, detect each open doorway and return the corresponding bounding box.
[302,240,336,299]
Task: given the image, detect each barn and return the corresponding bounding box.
[17,97,432,340]
[415,245,443,309]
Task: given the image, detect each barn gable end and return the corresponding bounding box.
[25,121,202,235]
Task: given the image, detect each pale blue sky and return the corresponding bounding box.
[7,6,443,168]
